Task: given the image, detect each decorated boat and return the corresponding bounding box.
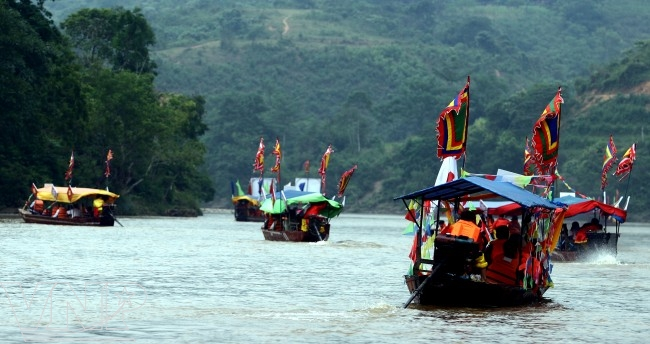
[231,179,269,222]
[19,184,120,226]
[396,177,562,307]
[259,190,343,242]
[258,140,356,242]
[550,195,627,261]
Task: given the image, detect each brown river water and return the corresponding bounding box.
[0,213,647,343]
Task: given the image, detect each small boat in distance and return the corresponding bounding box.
[19,184,120,226]
[231,179,270,222]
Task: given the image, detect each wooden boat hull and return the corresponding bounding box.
[233,199,264,222]
[261,228,329,242]
[404,274,545,307]
[18,208,115,227]
[233,201,264,222]
[552,231,619,262]
[261,219,330,242]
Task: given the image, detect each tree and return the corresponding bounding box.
[61,7,157,74]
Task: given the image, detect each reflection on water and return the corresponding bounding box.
[0,214,648,343]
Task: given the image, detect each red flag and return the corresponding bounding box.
[318,144,333,195]
[271,138,281,173]
[270,181,276,207]
[601,135,617,190]
[253,137,265,174]
[318,145,333,176]
[613,143,636,181]
[337,165,357,197]
[530,87,563,175]
[64,151,74,182]
[67,185,74,201]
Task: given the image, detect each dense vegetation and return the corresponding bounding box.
[1,1,214,215]
[2,0,649,220]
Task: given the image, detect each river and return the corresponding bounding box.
[0,212,648,343]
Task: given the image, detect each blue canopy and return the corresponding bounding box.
[394,176,559,210]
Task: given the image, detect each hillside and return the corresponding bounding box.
[44,0,650,220]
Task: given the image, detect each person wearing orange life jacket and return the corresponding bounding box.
[449,210,488,280]
[449,210,482,243]
[485,226,520,285]
[575,218,601,244]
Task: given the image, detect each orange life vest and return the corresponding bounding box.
[485,240,518,285]
[449,219,481,242]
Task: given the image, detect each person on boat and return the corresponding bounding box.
[29,199,45,214]
[575,218,601,244]
[484,225,510,266]
[509,215,521,235]
[93,196,105,218]
[485,228,519,285]
[438,220,450,235]
[449,210,483,243]
[449,210,488,281]
[492,215,510,232]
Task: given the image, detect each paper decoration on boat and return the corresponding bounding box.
[436,76,470,160]
[252,137,265,174]
[318,144,333,194]
[105,149,113,178]
[64,151,74,183]
[601,135,617,190]
[337,164,357,197]
[613,143,636,181]
[530,87,563,175]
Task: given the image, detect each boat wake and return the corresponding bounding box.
[329,240,385,249]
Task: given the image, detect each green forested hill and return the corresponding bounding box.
[38,0,650,220]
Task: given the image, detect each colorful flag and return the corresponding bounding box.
[270,181,276,206]
[271,138,281,173]
[336,164,357,197]
[304,160,310,174]
[531,87,563,175]
[601,135,617,190]
[318,144,333,194]
[318,145,333,176]
[436,76,470,160]
[613,143,636,181]
[67,185,74,201]
[64,151,74,182]
[404,200,419,223]
[253,137,265,174]
[105,149,113,178]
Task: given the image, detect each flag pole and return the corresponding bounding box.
[551,86,562,200]
[461,75,470,173]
